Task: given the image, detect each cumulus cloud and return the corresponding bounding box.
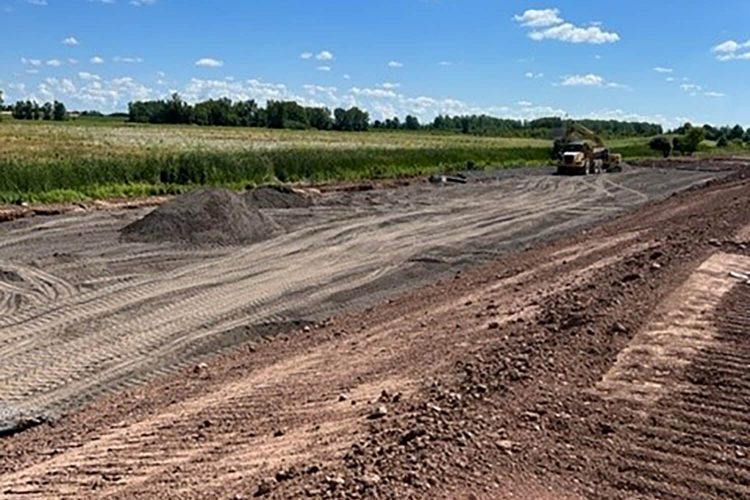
[316,50,334,61]
[653,67,673,73]
[300,52,313,60]
[63,36,80,46]
[560,74,604,86]
[513,8,563,28]
[525,72,544,79]
[559,73,629,89]
[90,56,104,64]
[195,58,224,67]
[388,60,404,68]
[46,59,62,67]
[713,40,750,61]
[704,91,725,98]
[515,8,620,44]
[316,66,331,72]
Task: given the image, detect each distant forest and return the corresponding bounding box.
[124,94,664,138]
[10,90,750,141]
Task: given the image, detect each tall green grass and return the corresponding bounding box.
[0,146,552,204]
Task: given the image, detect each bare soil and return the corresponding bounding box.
[0,164,747,499]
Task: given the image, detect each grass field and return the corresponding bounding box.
[0,118,657,204]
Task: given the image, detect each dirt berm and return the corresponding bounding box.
[244,185,316,209]
[121,187,285,245]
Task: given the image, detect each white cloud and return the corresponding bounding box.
[78,72,101,81]
[113,56,143,63]
[63,36,79,46]
[558,73,630,90]
[713,39,750,61]
[300,52,313,60]
[388,60,404,68]
[704,91,725,98]
[529,23,620,44]
[46,59,62,67]
[195,58,224,68]
[513,8,562,28]
[438,61,453,66]
[517,100,533,107]
[351,87,397,98]
[379,82,400,89]
[653,67,673,73]
[316,66,331,72]
[343,74,351,80]
[680,83,702,92]
[130,0,156,6]
[525,72,544,79]
[560,74,604,86]
[90,56,104,64]
[680,83,702,96]
[316,50,334,61]
[25,0,47,5]
[21,58,42,66]
[665,77,675,82]
[515,8,620,44]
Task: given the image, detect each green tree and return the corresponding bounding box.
[52,101,68,121]
[42,102,54,121]
[648,136,673,158]
[404,115,420,130]
[729,124,745,141]
[306,107,333,130]
[716,135,729,148]
[680,127,706,156]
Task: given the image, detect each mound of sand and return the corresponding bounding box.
[244,185,315,209]
[121,188,281,246]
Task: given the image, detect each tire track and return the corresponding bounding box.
[0,169,718,431]
[597,253,750,500]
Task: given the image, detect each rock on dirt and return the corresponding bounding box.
[121,188,281,246]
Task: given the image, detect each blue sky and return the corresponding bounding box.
[2,0,749,128]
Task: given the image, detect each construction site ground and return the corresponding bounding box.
[0,162,749,499]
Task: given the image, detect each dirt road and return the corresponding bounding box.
[0,164,747,499]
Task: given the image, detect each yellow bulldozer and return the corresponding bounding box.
[554,122,622,175]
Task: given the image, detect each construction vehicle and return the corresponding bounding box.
[554,122,622,175]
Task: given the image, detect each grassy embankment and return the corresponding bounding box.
[0,118,656,204]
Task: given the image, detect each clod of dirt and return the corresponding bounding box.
[244,185,315,209]
[0,269,22,283]
[121,188,281,246]
[369,405,388,419]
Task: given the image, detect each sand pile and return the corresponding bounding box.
[243,185,315,209]
[121,188,281,245]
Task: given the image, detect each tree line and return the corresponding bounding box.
[128,94,371,132]
[126,93,664,138]
[5,89,750,148]
[6,99,68,121]
[649,122,750,157]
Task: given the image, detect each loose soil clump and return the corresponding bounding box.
[121,188,280,245]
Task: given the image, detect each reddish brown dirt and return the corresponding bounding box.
[1,166,749,499]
